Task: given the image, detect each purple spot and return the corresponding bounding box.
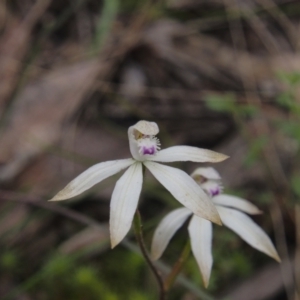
[210,188,220,196]
[142,146,155,155]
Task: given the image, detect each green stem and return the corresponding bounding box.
[133,211,166,300]
[164,241,191,292]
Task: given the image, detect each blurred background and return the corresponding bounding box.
[0,0,300,299]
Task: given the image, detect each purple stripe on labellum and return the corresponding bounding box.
[142,146,156,155]
[210,188,221,196]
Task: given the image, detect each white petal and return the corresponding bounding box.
[50,159,135,201]
[188,215,213,288]
[151,208,192,260]
[213,194,262,215]
[191,167,221,180]
[144,161,222,225]
[110,162,143,248]
[147,146,228,163]
[217,206,281,262]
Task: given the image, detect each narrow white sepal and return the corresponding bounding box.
[188,215,213,288]
[144,161,222,225]
[217,206,281,262]
[110,162,143,248]
[151,208,192,260]
[50,158,135,201]
[213,194,262,215]
[147,146,228,163]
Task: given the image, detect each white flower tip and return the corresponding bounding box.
[48,197,61,202]
[203,278,210,289]
[268,247,281,262]
[214,214,223,226]
[214,152,229,162]
[258,236,281,263]
[199,267,211,289]
[110,228,126,249]
[150,236,165,261]
[150,251,160,261]
[110,236,120,249]
[199,151,229,163]
[202,205,222,225]
[191,200,222,225]
[206,210,222,226]
[129,120,159,136]
[49,187,74,201]
[244,207,263,215]
[110,223,132,250]
[273,253,281,263]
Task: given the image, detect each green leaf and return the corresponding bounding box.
[277,120,300,141]
[238,104,259,117]
[244,136,268,167]
[0,251,18,271]
[205,93,236,113]
[93,0,119,51]
[291,174,300,200]
[276,91,294,110]
[277,71,300,86]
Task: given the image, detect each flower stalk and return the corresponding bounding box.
[164,241,191,292]
[133,210,166,300]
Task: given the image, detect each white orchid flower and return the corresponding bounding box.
[50,121,228,248]
[151,167,280,288]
